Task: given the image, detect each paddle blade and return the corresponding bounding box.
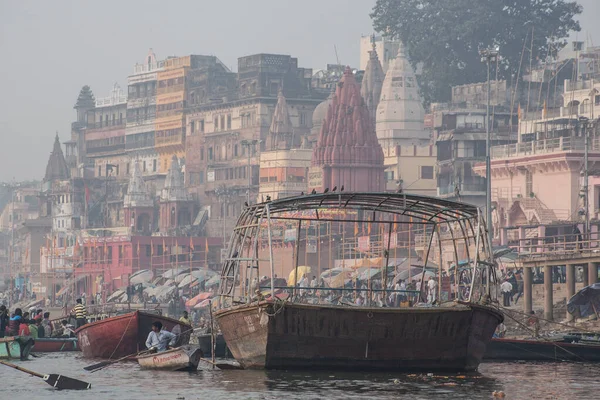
[83,361,111,371]
[44,374,91,390]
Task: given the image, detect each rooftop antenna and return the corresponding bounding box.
[334,45,340,66]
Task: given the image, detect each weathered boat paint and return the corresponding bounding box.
[76,310,191,359]
[216,301,502,371]
[0,336,34,360]
[136,345,202,371]
[32,337,79,352]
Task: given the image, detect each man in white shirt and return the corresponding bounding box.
[500,280,513,307]
[145,321,177,352]
[427,278,438,304]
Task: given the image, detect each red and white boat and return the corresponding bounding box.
[76,310,192,359]
[136,345,202,371]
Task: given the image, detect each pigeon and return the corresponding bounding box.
[266,195,271,201]
[340,185,344,192]
[324,188,329,193]
[332,186,337,192]
[311,189,317,195]
[397,188,403,194]
[300,191,304,196]
[244,201,249,207]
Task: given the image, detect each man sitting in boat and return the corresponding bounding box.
[179,311,191,326]
[145,321,178,353]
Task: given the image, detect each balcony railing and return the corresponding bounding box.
[155,134,183,147]
[491,137,600,160]
[438,180,486,196]
[125,137,155,150]
[86,143,125,155]
[87,121,126,130]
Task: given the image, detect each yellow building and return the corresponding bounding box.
[383,144,437,196]
[259,149,312,201]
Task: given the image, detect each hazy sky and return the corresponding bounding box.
[1,0,599,182]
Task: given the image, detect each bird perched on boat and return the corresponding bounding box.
[244,201,249,207]
[340,185,344,192]
[311,189,316,195]
[324,187,329,193]
[300,191,304,196]
[266,195,271,201]
[397,187,403,194]
[332,186,337,192]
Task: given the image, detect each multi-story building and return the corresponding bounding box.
[67,86,96,178]
[126,50,164,181]
[360,34,400,73]
[85,84,128,179]
[434,104,517,206]
[185,53,323,238]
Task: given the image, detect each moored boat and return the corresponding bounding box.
[136,345,202,371]
[76,310,192,359]
[32,337,79,352]
[216,192,504,372]
[484,337,600,362]
[0,336,34,360]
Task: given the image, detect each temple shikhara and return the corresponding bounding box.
[310,67,385,192]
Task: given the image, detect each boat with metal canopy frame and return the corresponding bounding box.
[215,192,503,371]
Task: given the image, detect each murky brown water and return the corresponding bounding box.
[3,353,599,399]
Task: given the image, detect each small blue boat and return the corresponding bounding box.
[0,336,34,360]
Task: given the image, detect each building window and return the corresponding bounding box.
[153,159,157,172]
[200,148,204,161]
[126,163,130,175]
[190,121,195,134]
[300,112,306,126]
[200,120,205,132]
[384,170,395,181]
[420,166,434,180]
[227,114,232,130]
[526,170,533,195]
[199,171,204,184]
[208,147,213,160]
[234,144,239,157]
[220,116,225,131]
[98,166,102,176]
[214,117,218,131]
[143,161,147,172]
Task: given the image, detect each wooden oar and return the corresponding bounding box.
[0,360,91,390]
[84,349,153,372]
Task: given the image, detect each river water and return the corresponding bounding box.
[3,353,599,399]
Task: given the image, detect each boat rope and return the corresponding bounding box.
[263,299,286,317]
[108,314,135,360]
[498,305,600,336]
[498,305,590,363]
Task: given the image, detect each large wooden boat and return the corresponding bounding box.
[76,310,192,359]
[216,192,504,372]
[32,337,79,352]
[136,345,202,371]
[0,336,34,360]
[484,337,600,362]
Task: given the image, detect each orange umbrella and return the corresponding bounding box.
[185,292,213,307]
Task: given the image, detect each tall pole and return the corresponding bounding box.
[585,88,597,239]
[481,48,499,251]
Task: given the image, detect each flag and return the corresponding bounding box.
[189,237,195,251]
[393,214,398,232]
[517,103,522,120]
[24,247,29,261]
[205,239,209,254]
[368,222,372,235]
[162,238,166,254]
[84,184,90,204]
[354,221,359,236]
[542,100,547,119]
[151,241,154,256]
[137,242,140,257]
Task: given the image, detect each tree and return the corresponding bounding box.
[371,0,582,106]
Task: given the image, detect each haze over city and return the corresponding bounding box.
[0,0,599,181]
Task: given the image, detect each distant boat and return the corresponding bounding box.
[136,345,202,371]
[0,336,34,360]
[484,337,600,362]
[216,192,503,372]
[76,310,192,359]
[32,337,78,352]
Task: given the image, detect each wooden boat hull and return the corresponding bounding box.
[197,333,230,358]
[484,338,600,361]
[32,338,79,352]
[215,301,503,372]
[136,345,202,371]
[0,336,34,360]
[76,311,192,359]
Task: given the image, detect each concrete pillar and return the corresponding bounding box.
[583,265,589,287]
[544,265,553,321]
[566,264,576,322]
[589,262,598,285]
[523,267,533,315]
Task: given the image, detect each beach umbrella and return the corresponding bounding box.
[288,266,311,284]
[178,274,198,288]
[162,267,187,279]
[568,283,600,318]
[205,275,221,287]
[129,270,154,285]
[185,292,213,307]
[329,270,353,288]
[174,272,191,284]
